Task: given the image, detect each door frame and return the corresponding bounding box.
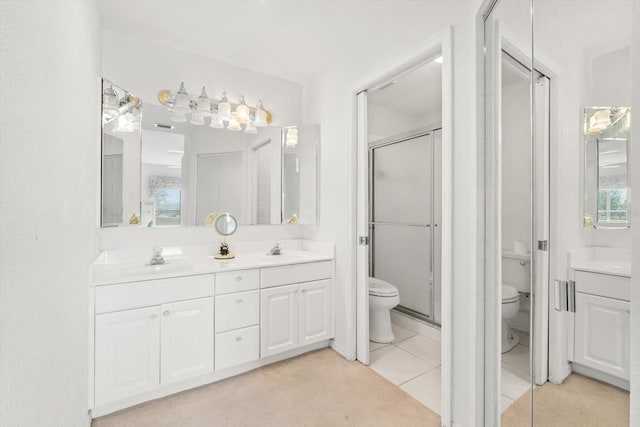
[480,6,565,423]
[352,27,453,426]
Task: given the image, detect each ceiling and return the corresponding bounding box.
[97,0,455,83]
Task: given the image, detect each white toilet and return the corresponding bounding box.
[369,277,400,343]
[501,252,530,353]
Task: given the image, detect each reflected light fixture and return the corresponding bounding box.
[102,86,120,123]
[157,83,272,133]
[285,127,298,148]
[587,109,611,135]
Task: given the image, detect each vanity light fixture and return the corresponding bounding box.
[102,86,120,122]
[158,83,272,132]
[587,109,611,135]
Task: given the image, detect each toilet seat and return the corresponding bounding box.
[502,285,519,303]
[369,277,399,297]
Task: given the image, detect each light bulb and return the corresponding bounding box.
[195,86,211,117]
[236,95,250,124]
[217,91,231,121]
[210,115,224,129]
[173,82,191,114]
[254,99,268,127]
[102,86,120,122]
[286,127,298,147]
[245,122,258,134]
[227,117,241,131]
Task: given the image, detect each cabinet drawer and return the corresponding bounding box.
[260,261,332,288]
[215,325,260,371]
[575,271,630,301]
[95,274,214,314]
[215,269,260,295]
[215,290,259,333]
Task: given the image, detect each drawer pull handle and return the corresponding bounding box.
[150,314,158,319]
[235,276,243,282]
[163,311,170,316]
[236,336,243,342]
[236,299,243,303]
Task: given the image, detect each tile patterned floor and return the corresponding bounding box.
[369,323,531,415]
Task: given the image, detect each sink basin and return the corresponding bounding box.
[92,260,195,283]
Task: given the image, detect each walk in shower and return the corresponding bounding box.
[369,127,442,324]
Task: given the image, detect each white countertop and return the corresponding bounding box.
[568,247,631,278]
[90,240,335,286]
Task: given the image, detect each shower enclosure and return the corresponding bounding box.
[369,127,442,324]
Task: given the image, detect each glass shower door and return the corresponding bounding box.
[370,133,434,322]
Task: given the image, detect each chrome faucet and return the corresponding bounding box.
[267,241,282,256]
[149,247,165,265]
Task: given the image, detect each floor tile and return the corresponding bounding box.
[391,323,417,343]
[502,344,529,372]
[395,335,441,367]
[500,395,515,413]
[501,367,531,401]
[369,340,390,352]
[369,345,433,385]
[502,359,530,383]
[400,367,442,415]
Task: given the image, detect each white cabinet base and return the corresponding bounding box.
[91,340,331,418]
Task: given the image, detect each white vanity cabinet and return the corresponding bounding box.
[573,270,631,383]
[93,274,215,406]
[260,261,333,358]
[90,255,334,417]
[95,306,161,405]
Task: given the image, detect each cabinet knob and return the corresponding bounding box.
[236,299,243,304]
[235,276,243,282]
[162,311,171,316]
[150,314,158,319]
[236,336,243,342]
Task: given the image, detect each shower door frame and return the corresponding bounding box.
[368,126,442,325]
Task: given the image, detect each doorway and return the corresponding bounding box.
[353,29,453,422]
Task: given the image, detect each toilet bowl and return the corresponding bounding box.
[369,277,400,343]
[501,285,521,353]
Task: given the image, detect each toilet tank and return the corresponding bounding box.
[502,251,531,293]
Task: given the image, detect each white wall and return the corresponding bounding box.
[501,80,532,251]
[302,1,481,424]
[0,1,100,426]
[630,1,640,423]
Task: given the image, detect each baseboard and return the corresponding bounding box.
[391,310,441,342]
[571,363,629,391]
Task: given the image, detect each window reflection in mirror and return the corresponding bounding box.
[584,107,630,228]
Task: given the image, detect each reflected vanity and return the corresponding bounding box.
[100,79,320,228]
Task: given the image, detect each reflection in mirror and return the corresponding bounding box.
[282,124,320,225]
[584,107,630,228]
[101,79,142,227]
[140,103,283,227]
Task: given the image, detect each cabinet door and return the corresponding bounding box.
[161,297,214,385]
[260,284,298,357]
[575,293,630,379]
[298,280,332,346]
[95,306,161,405]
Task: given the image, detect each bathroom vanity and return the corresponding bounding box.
[568,247,631,390]
[89,241,334,417]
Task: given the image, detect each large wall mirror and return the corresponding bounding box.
[583,106,631,228]
[100,79,319,228]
